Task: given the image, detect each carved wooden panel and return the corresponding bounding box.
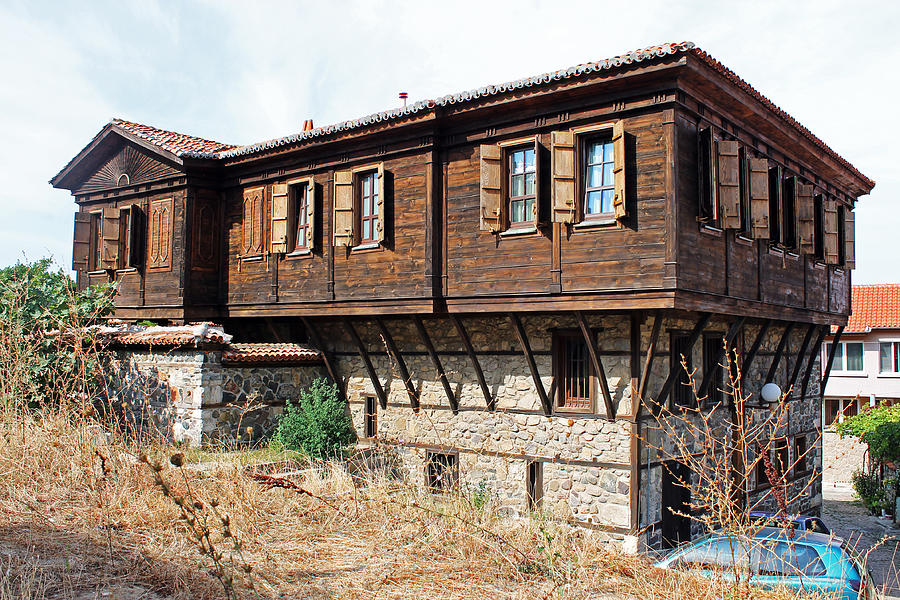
[191,192,218,271]
[77,145,181,193]
[148,198,173,271]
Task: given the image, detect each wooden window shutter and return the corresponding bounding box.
[270,183,289,253]
[241,187,264,255]
[844,207,855,269]
[306,180,316,250]
[148,198,173,270]
[550,131,576,223]
[124,204,144,269]
[717,140,741,229]
[333,170,354,246]
[375,163,386,243]
[748,158,770,239]
[72,212,92,271]
[479,144,502,232]
[99,207,121,270]
[612,120,627,220]
[797,183,815,255]
[824,198,839,264]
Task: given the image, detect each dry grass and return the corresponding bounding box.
[0,408,834,600]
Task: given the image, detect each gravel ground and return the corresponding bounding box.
[822,482,900,599]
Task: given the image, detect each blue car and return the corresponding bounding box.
[654,527,877,600]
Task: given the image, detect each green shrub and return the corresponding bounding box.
[273,379,356,459]
[836,404,900,464]
[851,470,884,514]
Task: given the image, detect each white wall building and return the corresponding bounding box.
[823,284,900,427]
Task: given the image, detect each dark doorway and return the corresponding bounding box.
[660,460,692,548]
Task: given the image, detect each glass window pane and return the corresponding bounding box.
[362,220,371,240]
[372,190,379,215]
[588,165,603,187]
[511,174,524,197]
[511,200,524,223]
[586,191,603,215]
[832,344,844,371]
[603,162,614,186]
[588,142,603,164]
[895,343,900,372]
[524,172,535,196]
[601,189,615,213]
[523,149,535,172]
[882,343,893,373]
[846,343,863,371]
[604,142,614,163]
[512,151,525,174]
[524,198,535,220]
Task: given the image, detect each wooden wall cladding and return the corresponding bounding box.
[75,143,181,194]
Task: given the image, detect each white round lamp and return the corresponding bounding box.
[760,382,782,404]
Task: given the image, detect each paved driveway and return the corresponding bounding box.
[822,483,899,599]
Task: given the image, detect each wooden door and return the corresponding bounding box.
[660,460,692,548]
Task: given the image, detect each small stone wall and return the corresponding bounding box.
[107,349,327,447]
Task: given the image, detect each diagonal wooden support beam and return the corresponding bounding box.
[412,316,457,413]
[375,317,420,411]
[575,311,615,420]
[655,312,711,413]
[739,319,771,388]
[636,310,663,418]
[450,314,494,410]
[820,325,844,394]
[698,317,746,401]
[509,313,552,416]
[787,323,816,398]
[343,318,387,409]
[301,317,344,401]
[800,325,828,401]
[765,322,796,384]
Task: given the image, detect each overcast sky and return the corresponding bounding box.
[1,0,897,283]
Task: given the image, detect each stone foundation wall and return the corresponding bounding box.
[317,312,824,549]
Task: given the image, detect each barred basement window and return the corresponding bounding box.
[364,395,377,438]
[794,435,808,475]
[425,451,457,493]
[671,333,695,408]
[554,332,593,412]
[702,334,725,406]
[527,461,543,510]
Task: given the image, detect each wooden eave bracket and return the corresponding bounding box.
[509,313,552,416]
[654,312,712,414]
[342,318,387,409]
[300,317,344,402]
[820,325,844,394]
[449,315,495,410]
[374,317,420,411]
[413,316,458,413]
[800,325,828,401]
[636,310,663,419]
[574,311,615,420]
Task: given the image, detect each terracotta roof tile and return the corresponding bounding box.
[99,323,230,348]
[111,118,238,156]
[103,42,871,189]
[844,284,900,333]
[221,343,323,365]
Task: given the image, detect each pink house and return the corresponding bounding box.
[823,284,900,427]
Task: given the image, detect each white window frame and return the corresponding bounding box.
[824,341,865,374]
[879,339,900,375]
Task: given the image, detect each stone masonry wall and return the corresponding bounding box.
[317,312,824,550]
[107,349,326,447]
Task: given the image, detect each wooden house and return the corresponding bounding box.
[51,42,874,549]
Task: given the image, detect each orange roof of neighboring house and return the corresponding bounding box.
[221,343,323,365]
[844,284,900,333]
